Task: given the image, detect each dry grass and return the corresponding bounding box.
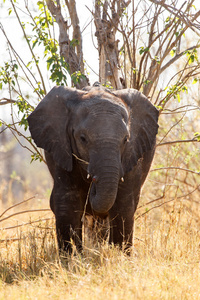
[1,113,200,299]
[0,192,199,300]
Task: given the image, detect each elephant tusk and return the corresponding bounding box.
[87,174,90,179]
[121,177,124,182]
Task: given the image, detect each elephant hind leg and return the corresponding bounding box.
[109,213,134,254]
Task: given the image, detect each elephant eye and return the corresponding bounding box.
[80,134,87,144]
[123,136,129,144]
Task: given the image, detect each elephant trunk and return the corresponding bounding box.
[88,155,121,215]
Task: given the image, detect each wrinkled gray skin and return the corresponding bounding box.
[28,86,159,254]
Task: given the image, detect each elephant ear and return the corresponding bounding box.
[27,86,81,172]
[114,89,159,173]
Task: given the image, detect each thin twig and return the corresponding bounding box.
[137,194,165,209]
[72,153,89,165]
[0,209,51,223]
[150,167,200,175]
[0,196,36,219]
[0,23,43,100]
[164,105,200,113]
[0,120,46,164]
[1,217,54,231]
[157,138,199,147]
[10,0,46,94]
[158,112,186,145]
[81,182,92,223]
[135,198,175,220]
[148,0,200,36]
[136,184,200,220]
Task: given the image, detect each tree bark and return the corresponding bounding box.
[94,1,131,89]
[46,0,89,89]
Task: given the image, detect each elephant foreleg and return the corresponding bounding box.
[52,187,83,254]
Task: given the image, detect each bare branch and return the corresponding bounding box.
[160,44,200,75]
[0,209,51,223]
[135,185,200,220]
[148,0,200,36]
[135,198,175,220]
[0,119,46,163]
[0,98,16,105]
[1,217,53,231]
[0,196,36,219]
[10,0,47,95]
[150,167,200,176]
[0,23,43,100]
[158,112,186,145]
[157,138,200,147]
[163,105,200,114]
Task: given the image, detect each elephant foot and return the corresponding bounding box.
[56,221,83,255]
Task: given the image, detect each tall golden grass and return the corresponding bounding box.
[0,177,199,299]
[0,113,199,299]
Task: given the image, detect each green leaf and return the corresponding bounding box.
[8,8,12,15]
[194,132,200,141]
[170,49,176,57]
[70,39,79,47]
[144,79,151,85]
[31,152,43,163]
[192,78,198,84]
[139,47,149,55]
[165,16,171,23]
[27,61,32,68]
[32,40,38,49]
[177,93,180,103]
[155,105,162,111]
[37,1,44,10]
[154,56,160,64]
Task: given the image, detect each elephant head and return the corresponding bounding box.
[28,86,159,216]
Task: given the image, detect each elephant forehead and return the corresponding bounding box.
[82,111,129,139]
[88,99,129,119]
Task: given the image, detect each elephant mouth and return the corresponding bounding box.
[90,182,96,198]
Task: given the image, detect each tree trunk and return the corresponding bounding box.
[46,0,89,89]
[94,1,130,89]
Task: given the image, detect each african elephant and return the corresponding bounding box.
[27,85,159,254]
